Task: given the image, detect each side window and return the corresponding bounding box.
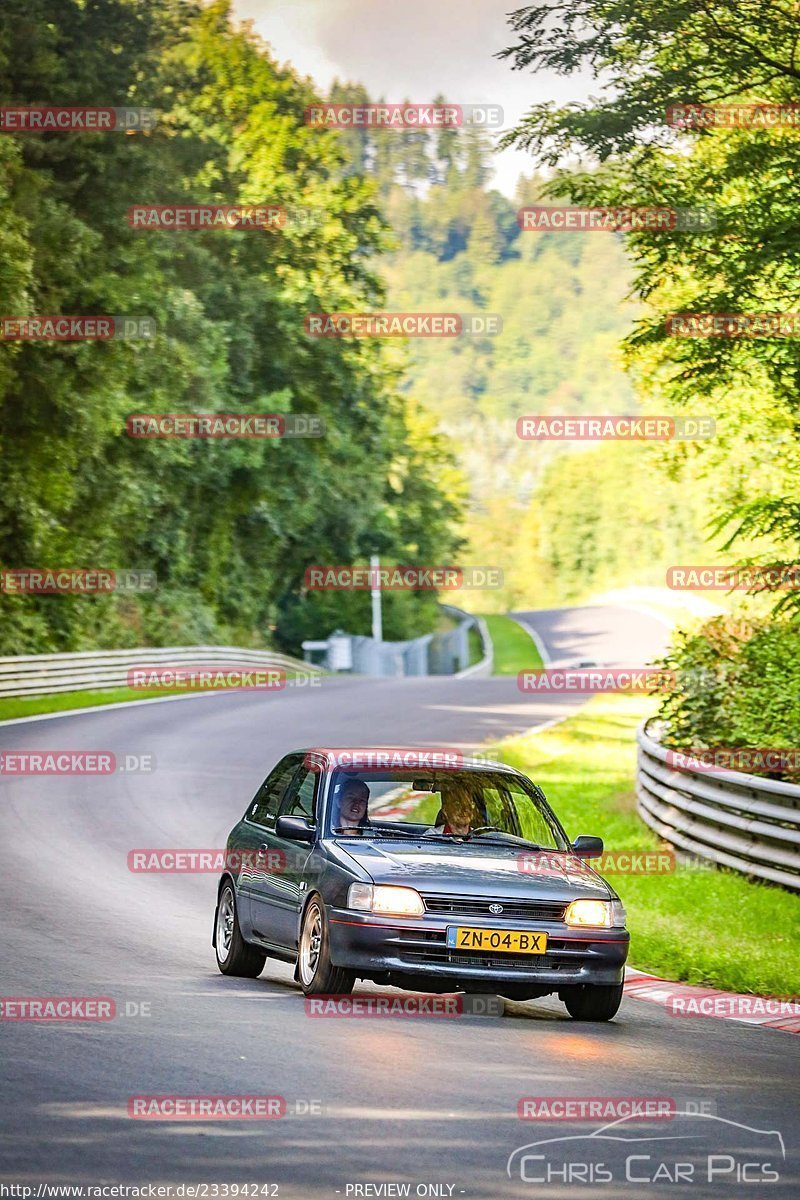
[247,756,302,826]
[279,768,318,821]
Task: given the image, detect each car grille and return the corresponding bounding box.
[421,894,568,922]
[395,931,591,972]
[400,948,576,971]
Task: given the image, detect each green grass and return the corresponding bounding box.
[0,686,164,721]
[0,673,317,723]
[491,693,800,998]
[467,624,484,667]
[482,613,544,674]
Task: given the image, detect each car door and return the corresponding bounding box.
[248,763,319,950]
[237,754,303,941]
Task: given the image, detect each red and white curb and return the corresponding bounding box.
[371,789,431,820]
[624,967,800,1034]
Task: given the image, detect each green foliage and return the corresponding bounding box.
[655,615,800,769]
[501,1,800,611]
[328,105,640,607]
[0,0,463,654]
[508,439,728,607]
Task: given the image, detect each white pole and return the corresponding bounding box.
[370,554,383,642]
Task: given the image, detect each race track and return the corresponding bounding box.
[0,607,796,1198]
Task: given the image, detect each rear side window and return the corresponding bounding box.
[247,756,302,826]
[279,768,318,821]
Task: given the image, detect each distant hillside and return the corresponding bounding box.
[329,89,760,613]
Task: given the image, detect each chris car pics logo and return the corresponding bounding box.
[507,1112,785,1185]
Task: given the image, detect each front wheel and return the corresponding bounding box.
[215,883,266,978]
[298,896,355,996]
[562,982,624,1022]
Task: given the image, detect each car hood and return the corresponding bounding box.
[334,838,611,901]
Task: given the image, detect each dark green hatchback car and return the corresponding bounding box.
[213,748,629,1020]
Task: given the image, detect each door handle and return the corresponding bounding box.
[256,843,269,859]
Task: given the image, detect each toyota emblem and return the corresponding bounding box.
[489,903,503,914]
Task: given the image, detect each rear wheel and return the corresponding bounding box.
[298,896,355,996]
[562,982,624,1022]
[215,883,266,978]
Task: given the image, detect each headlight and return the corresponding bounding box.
[565,898,626,928]
[347,883,424,917]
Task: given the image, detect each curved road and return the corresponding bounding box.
[0,607,796,1198]
[511,604,672,666]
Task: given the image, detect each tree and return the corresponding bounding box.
[0,0,463,653]
[500,1,800,609]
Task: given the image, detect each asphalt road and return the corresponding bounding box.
[0,607,796,1199]
[511,604,672,666]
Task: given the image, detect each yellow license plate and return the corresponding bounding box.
[446,926,548,954]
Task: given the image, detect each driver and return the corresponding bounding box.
[334,777,370,835]
[431,784,479,837]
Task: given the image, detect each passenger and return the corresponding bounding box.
[334,778,370,835]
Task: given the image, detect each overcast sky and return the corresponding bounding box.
[232,0,597,196]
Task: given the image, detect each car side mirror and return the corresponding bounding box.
[572,835,603,858]
[275,815,315,843]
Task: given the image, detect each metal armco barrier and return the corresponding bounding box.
[0,645,322,698]
[636,719,800,891]
[441,606,493,679]
[302,606,493,678]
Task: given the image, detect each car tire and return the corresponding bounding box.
[298,895,355,996]
[215,882,266,978]
[562,982,623,1021]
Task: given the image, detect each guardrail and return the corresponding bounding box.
[302,606,492,678]
[0,645,322,698]
[442,607,493,678]
[636,719,800,891]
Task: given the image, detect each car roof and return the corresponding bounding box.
[294,747,520,774]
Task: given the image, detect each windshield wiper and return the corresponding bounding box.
[463,828,548,848]
[364,826,424,839]
[461,824,510,841]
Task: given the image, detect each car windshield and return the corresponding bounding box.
[327,768,568,850]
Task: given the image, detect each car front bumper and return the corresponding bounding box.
[328,909,629,987]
